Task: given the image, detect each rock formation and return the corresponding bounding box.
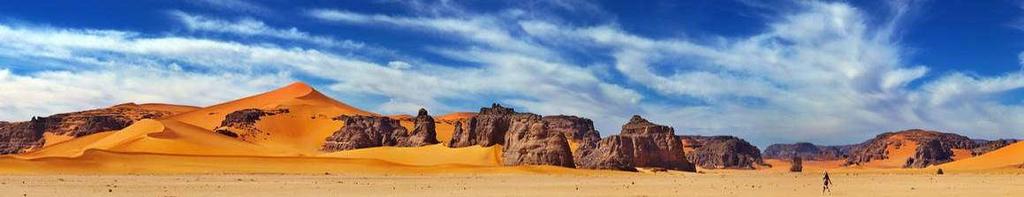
[0,103,184,154]
[575,115,695,172]
[445,104,580,167]
[904,139,953,168]
[542,115,600,144]
[845,129,977,168]
[763,142,850,160]
[0,121,44,154]
[972,139,1018,156]
[321,115,408,151]
[448,103,522,147]
[573,135,639,171]
[680,135,764,169]
[399,108,440,146]
[790,157,803,172]
[321,109,442,152]
[213,108,289,141]
[501,114,575,167]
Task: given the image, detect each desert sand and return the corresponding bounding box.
[0,172,1021,197]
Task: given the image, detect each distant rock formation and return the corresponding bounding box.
[904,139,954,168]
[576,115,695,172]
[213,108,290,141]
[321,109,441,152]
[971,139,1018,156]
[763,142,851,161]
[0,103,182,154]
[680,135,764,169]
[845,129,976,168]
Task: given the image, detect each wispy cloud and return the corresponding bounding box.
[170,11,365,50]
[188,0,271,15]
[308,1,1024,145]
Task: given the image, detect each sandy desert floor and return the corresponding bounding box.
[1,172,1021,197]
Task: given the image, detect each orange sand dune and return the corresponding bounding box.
[130,103,201,113]
[431,112,474,145]
[322,144,502,166]
[17,119,289,159]
[169,82,375,130]
[937,141,1024,171]
[387,114,414,121]
[237,106,346,155]
[435,121,456,144]
[0,150,590,175]
[438,112,476,121]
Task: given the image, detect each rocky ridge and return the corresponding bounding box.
[845,129,977,168]
[762,142,851,161]
[0,103,187,154]
[213,108,290,140]
[321,109,441,152]
[680,135,765,169]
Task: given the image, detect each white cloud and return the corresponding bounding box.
[0,67,290,121]
[170,11,365,50]
[310,1,1024,145]
[189,0,271,14]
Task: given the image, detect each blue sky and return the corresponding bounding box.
[1,0,1024,148]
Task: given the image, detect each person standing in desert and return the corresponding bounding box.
[822,170,832,194]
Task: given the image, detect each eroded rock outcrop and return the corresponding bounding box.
[0,103,184,154]
[213,108,290,141]
[501,114,575,167]
[972,139,1018,156]
[447,104,577,167]
[542,115,600,144]
[845,129,976,168]
[680,135,764,169]
[763,142,850,161]
[904,139,954,168]
[0,121,44,154]
[573,135,638,171]
[400,109,441,146]
[575,115,695,172]
[448,104,522,147]
[321,115,407,151]
[321,109,441,152]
